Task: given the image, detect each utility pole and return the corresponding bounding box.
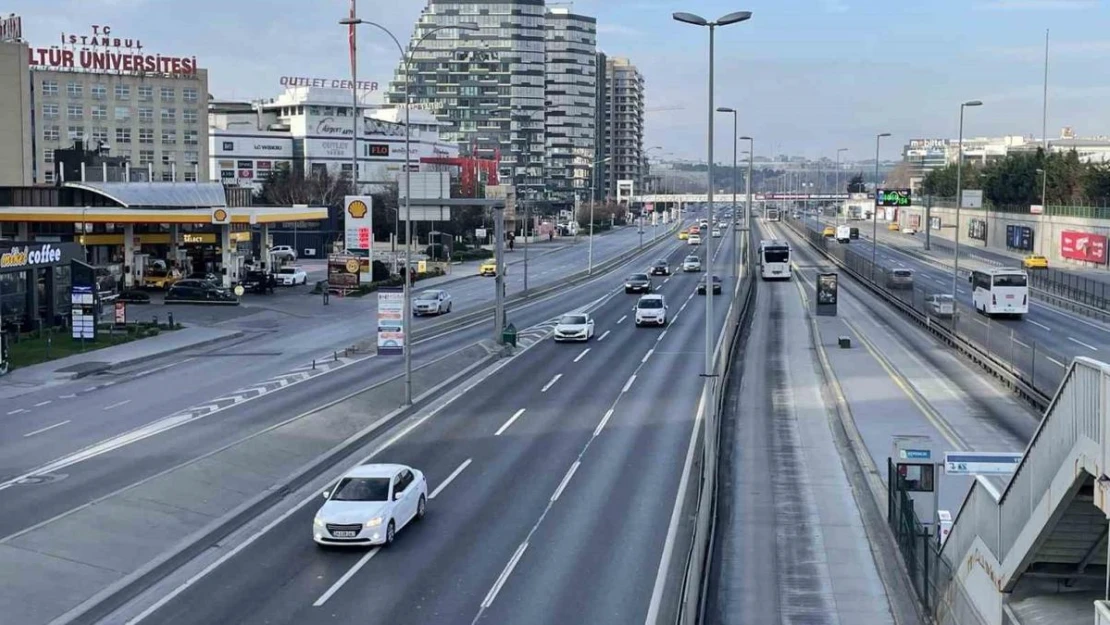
[494,204,505,343]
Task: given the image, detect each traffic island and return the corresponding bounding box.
[4,323,179,371]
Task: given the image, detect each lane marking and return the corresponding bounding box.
[7,408,26,415]
[1068,336,1098,351]
[540,374,563,393]
[33,400,51,407]
[657,330,668,342]
[494,408,527,436]
[642,348,654,363]
[103,399,132,411]
[1029,319,1051,331]
[23,420,71,438]
[621,374,636,393]
[480,541,529,609]
[430,458,472,500]
[573,348,590,363]
[1014,338,1031,348]
[617,315,627,324]
[312,548,380,607]
[1047,356,1067,368]
[593,409,615,436]
[59,394,77,399]
[598,330,610,342]
[83,386,97,392]
[550,461,580,503]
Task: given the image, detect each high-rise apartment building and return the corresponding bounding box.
[388,0,547,196]
[543,7,596,211]
[600,57,644,200]
[591,50,609,203]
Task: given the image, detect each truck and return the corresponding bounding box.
[836,225,851,243]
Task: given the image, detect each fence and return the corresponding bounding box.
[1028,267,1110,310]
[888,459,952,617]
[926,198,1110,220]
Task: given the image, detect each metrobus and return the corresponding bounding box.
[758,240,791,280]
[969,268,1028,318]
[765,207,781,222]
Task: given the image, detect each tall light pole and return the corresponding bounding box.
[341,16,479,406]
[952,100,983,307]
[871,132,891,281]
[674,9,752,378]
[835,148,847,224]
[740,136,753,271]
[716,106,739,277]
[586,155,612,275]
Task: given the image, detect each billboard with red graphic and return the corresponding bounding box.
[1060,230,1108,263]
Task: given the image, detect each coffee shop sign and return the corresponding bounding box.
[28,25,197,75]
[0,244,63,269]
[315,117,406,138]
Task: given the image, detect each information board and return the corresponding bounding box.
[876,189,911,207]
[377,287,405,356]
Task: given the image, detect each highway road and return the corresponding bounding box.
[107,221,739,625]
[0,223,681,539]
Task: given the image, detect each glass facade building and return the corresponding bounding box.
[600,57,644,200]
[543,8,596,211]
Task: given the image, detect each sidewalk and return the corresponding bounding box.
[0,326,243,399]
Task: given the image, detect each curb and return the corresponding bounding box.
[69,331,247,380]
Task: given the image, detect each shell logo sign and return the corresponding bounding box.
[347,200,368,219]
[211,208,230,224]
[344,196,373,254]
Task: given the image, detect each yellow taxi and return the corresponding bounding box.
[1022,254,1048,269]
[478,259,500,277]
[678,231,689,240]
[888,222,900,231]
[822,226,835,238]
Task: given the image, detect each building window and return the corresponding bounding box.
[114,83,130,100]
[139,149,154,165]
[161,108,176,123]
[183,87,198,103]
[183,109,198,124]
[161,171,174,182]
[183,129,198,145]
[115,127,132,143]
[43,126,60,141]
[68,126,85,141]
[114,106,131,122]
[67,103,83,120]
[91,83,107,100]
[161,152,175,164]
[41,80,58,96]
[67,82,82,98]
[139,128,154,144]
[138,84,153,101]
[91,127,109,144]
[42,102,59,119]
[138,107,154,123]
[91,104,107,121]
[183,150,199,164]
[43,170,55,183]
[160,86,175,101]
[184,171,197,182]
[161,130,177,145]
[43,148,54,163]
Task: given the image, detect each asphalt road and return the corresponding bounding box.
[0,222,693,539]
[116,223,738,625]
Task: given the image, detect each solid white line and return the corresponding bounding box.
[642,349,654,363]
[430,458,472,500]
[1068,336,1098,351]
[657,330,667,342]
[312,548,380,607]
[1014,338,1031,348]
[598,330,610,342]
[617,315,627,324]
[103,399,132,411]
[494,408,527,436]
[33,400,51,407]
[621,374,636,393]
[541,374,563,393]
[550,461,580,502]
[7,408,26,415]
[1047,356,1067,368]
[573,348,590,363]
[481,542,529,609]
[58,394,77,399]
[593,409,615,436]
[1028,319,1051,331]
[23,420,71,438]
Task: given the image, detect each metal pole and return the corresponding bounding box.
[730,111,739,278]
[494,205,505,342]
[1042,28,1049,158]
[351,23,359,200]
[953,105,966,305]
[835,151,841,225]
[705,24,715,377]
[744,138,752,272]
[588,163,596,275]
[402,50,414,405]
[871,134,887,281]
[523,198,529,292]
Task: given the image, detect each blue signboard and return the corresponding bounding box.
[944,452,1022,475]
[901,449,931,460]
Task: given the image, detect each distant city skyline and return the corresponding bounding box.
[6,0,1108,162]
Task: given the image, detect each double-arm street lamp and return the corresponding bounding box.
[834,147,847,223]
[871,132,891,281]
[716,106,741,277]
[673,9,752,378]
[740,136,753,269]
[952,100,983,307]
[340,16,479,406]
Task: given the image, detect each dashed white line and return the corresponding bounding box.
[657,330,668,342]
[430,458,472,500]
[617,315,627,324]
[83,386,97,392]
[973,317,988,327]
[494,408,527,436]
[312,548,380,607]
[23,420,71,438]
[621,374,637,393]
[103,399,132,411]
[598,330,610,342]
[7,408,26,416]
[481,542,529,609]
[1068,337,1098,351]
[1028,319,1051,331]
[33,400,51,407]
[58,394,76,399]
[541,374,563,393]
[573,348,591,363]
[594,408,615,436]
[1047,356,1067,369]
[550,461,580,503]
[642,349,654,363]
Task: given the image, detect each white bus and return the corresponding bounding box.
[759,240,791,280]
[970,268,1028,318]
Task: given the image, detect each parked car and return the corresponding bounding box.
[277,266,309,286]
[141,267,179,290]
[270,245,297,262]
[697,275,723,295]
[165,281,239,305]
[412,289,452,316]
[241,270,277,294]
[185,271,221,285]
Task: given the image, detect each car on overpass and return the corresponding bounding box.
[313,463,427,547]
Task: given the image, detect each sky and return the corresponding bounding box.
[7,0,1109,163]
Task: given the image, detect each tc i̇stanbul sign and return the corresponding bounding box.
[29,24,197,76]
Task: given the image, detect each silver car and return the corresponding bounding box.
[412,289,452,315]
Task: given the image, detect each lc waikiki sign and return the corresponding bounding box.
[28,24,197,76]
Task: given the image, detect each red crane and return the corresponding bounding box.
[419,147,500,197]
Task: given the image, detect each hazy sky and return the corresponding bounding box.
[9,0,1108,162]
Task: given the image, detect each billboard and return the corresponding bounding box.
[1060,230,1108,264]
[343,195,373,261]
[968,218,987,242]
[377,288,405,356]
[876,189,911,207]
[1005,225,1035,251]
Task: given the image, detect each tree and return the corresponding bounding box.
[846,173,866,193]
[883,161,913,189]
[1084,163,1110,206]
[981,151,1039,207]
[255,165,353,207]
[921,162,981,198]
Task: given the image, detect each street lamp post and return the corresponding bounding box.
[586,155,611,275]
[952,100,983,308]
[740,136,753,270]
[674,9,752,379]
[340,16,479,406]
[871,132,891,281]
[716,106,740,277]
[835,148,847,224]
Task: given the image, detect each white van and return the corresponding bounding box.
[634,294,668,327]
[836,225,851,243]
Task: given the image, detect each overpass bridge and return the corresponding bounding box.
[632,192,850,204]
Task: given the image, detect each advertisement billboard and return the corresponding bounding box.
[876,189,911,208]
[929,216,942,231]
[1005,225,1035,251]
[343,195,373,263]
[377,288,405,356]
[910,215,921,229]
[1060,230,1108,264]
[968,219,987,242]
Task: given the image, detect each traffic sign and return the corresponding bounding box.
[900,448,931,460]
[944,451,1021,475]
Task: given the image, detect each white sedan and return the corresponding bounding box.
[412,289,452,315]
[313,463,427,547]
[553,312,595,342]
[276,266,308,286]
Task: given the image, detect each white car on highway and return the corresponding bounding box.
[313,463,427,547]
[276,266,308,286]
[634,294,668,327]
[682,255,702,272]
[688,233,702,246]
[711,228,722,238]
[412,289,453,315]
[553,312,595,342]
